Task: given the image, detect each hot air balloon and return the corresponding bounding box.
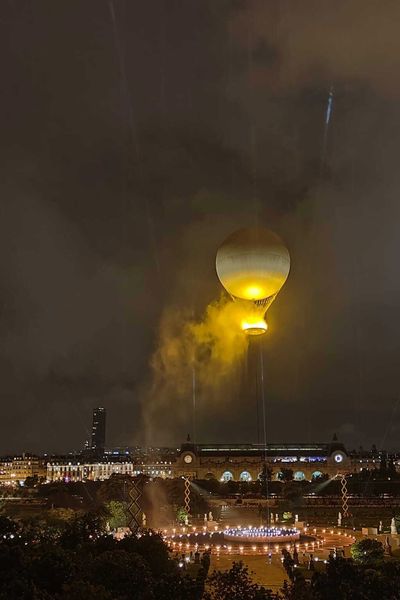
[216,227,290,335]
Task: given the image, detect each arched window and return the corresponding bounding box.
[312,471,323,480]
[205,472,216,480]
[276,471,284,481]
[294,471,305,481]
[239,471,252,482]
[220,471,234,482]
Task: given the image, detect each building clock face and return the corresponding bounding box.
[184,454,193,464]
[334,453,344,463]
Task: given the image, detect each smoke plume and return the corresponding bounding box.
[143,295,252,444]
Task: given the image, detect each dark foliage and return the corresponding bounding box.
[206,561,278,600]
[350,539,384,564]
[0,515,207,600]
[2,512,400,600]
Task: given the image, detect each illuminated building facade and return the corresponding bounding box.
[47,458,135,482]
[46,457,174,482]
[41,442,400,483]
[175,441,352,482]
[0,454,46,485]
[0,442,394,485]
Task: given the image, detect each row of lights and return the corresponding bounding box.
[166,525,356,536]
[164,524,356,555]
[223,526,298,537]
[167,535,356,554]
[168,540,324,553]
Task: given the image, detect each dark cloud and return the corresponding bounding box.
[0,1,399,452]
[229,0,400,96]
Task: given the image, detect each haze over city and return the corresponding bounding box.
[2,1,400,454]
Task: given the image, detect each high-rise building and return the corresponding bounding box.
[91,407,106,452]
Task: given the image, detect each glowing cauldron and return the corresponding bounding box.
[223,526,299,544]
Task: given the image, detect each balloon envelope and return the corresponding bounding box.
[216,227,290,301]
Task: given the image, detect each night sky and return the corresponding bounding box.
[2,1,400,454]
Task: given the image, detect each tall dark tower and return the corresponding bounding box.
[91,407,106,453]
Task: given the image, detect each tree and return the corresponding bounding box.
[0,578,42,600]
[311,473,328,482]
[58,581,112,600]
[225,480,239,494]
[0,515,20,539]
[206,562,277,600]
[0,544,26,593]
[154,570,204,600]
[89,550,154,600]
[105,500,128,530]
[350,539,384,564]
[308,557,359,600]
[259,464,273,497]
[96,474,130,504]
[281,549,295,581]
[120,532,172,578]
[279,469,294,482]
[309,556,400,600]
[24,475,39,488]
[59,510,107,549]
[0,515,202,600]
[176,506,189,524]
[280,578,312,600]
[394,514,400,533]
[387,458,397,479]
[379,454,388,477]
[29,545,75,595]
[165,479,184,507]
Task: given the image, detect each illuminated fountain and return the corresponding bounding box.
[161,524,329,557]
[223,526,299,544]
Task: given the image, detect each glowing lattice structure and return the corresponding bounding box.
[184,478,191,515]
[128,478,142,534]
[340,474,349,517]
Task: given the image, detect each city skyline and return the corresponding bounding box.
[1,437,398,487]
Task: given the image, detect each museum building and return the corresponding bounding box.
[174,440,351,482]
